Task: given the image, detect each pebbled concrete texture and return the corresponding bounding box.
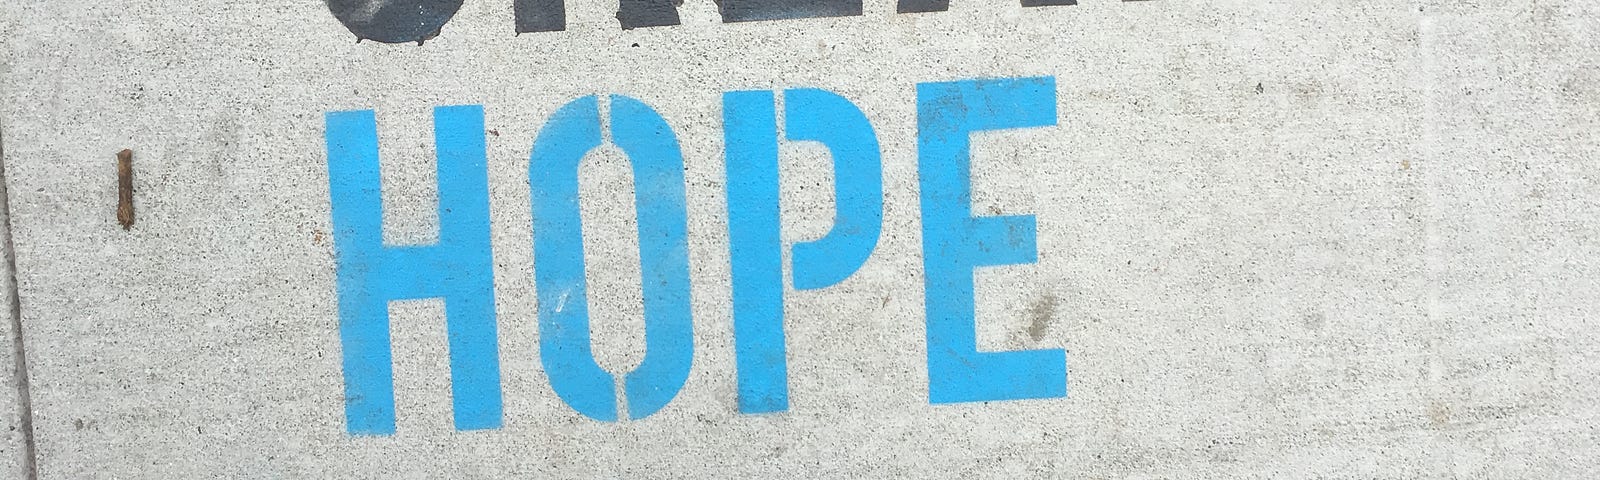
[0,0,1598,478]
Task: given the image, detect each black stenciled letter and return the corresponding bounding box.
[521,0,677,32]
[1019,0,1077,6]
[895,0,945,13]
[897,0,1079,14]
[326,0,464,44]
[719,0,861,22]
[516,0,566,33]
[618,0,681,29]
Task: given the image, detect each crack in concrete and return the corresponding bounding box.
[0,123,39,480]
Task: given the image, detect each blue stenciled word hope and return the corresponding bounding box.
[324,77,1066,435]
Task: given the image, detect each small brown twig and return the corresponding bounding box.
[116,149,134,230]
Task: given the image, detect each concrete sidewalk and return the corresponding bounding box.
[1,0,1599,478]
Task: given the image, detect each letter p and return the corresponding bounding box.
[724,89,884,414]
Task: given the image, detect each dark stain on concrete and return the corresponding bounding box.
[1427,402,1451,426]
[1301,312,1326,331]
[1027,293,1057,342]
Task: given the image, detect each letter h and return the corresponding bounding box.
[325,106,502,435]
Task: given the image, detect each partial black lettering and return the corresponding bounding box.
[326,0,464,44]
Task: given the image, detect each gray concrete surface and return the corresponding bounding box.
[1,0,1599,477]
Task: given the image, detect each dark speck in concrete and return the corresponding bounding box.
[1302,312,1326,330]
